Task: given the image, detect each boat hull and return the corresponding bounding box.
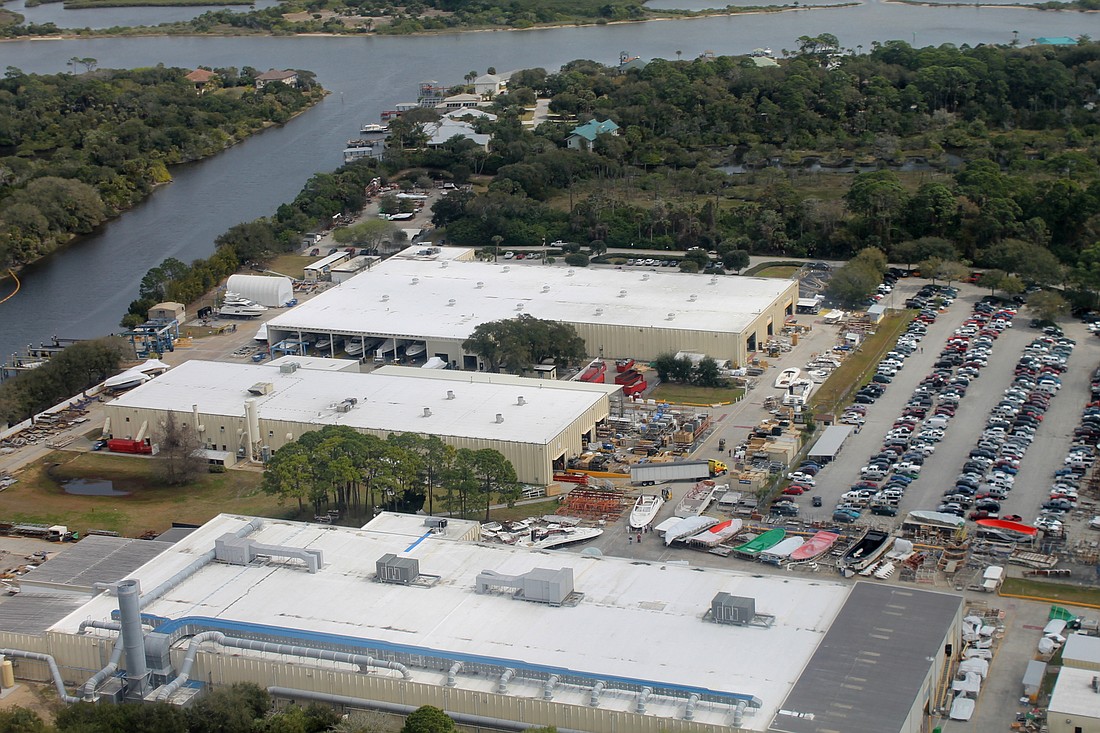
[628,495,665,529]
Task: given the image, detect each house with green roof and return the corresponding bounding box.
[566,119,620,151]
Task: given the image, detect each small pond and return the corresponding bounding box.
[62,478,131,497]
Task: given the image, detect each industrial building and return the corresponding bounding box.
[1048,634,1100,733]
[266,246,798,367]
[101,359,621,485]
[0,513,963,733]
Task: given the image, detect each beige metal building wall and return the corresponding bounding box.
[104,392,610,486]
[188,651,748,733]
[274,281,797,369]
[896,602,963,733]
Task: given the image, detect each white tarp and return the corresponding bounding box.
[759,537,806,560]
[421,357,447,369]
[663,516,719,545]
[951,672,982,694]
[949,696,975,721]
[226,274,293,307]
[1044,619,1067,636]
[135,359,170,374]
[958,658,989,678]
[687,519,743,547]
[1038,637,1059,655]
[103,368,151,390]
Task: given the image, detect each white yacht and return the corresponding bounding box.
[218,293,267,318]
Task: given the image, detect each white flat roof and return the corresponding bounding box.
[268,247,794,340]
[1063,634,1100,666]
[108,361,616,446]
[1049,666,1100,719]
[266,356,360,372]
[55,513,850,729]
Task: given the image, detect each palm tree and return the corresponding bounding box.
[491,235,503,261]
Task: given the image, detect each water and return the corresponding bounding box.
[0,6,1097,358]
[7,0,283,30]
[62,477,130,496]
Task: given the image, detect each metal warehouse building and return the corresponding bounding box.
[266,246,799,367]
[0,513,963,733]
[101,360,621,485]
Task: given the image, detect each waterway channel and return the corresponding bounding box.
[0,4,1097,358]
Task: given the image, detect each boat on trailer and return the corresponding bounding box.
[774,367,801,389]
[628,494,665,529]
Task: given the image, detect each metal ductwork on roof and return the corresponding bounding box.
[155,632,412,702]
[214,534,322,573]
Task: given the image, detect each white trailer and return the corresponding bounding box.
[630,460,711,486]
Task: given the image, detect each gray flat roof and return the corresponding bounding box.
[807,425,853,459]
[19,535,173,590]
[1063,634,1100,667]
[0,594,87,635]
[770,582,961,733]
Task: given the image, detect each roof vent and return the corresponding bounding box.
[667,312,676,320]
[566,269,575,277]
[411,277,419,285]
[710,276,718,285]
[516,303,524,311]
[503,266,510,273]
[446,390,455,400]
[423,407,432,417]
[381,294,390,302]
[541,285,550,293]
[517,396,526,406]
[689,294,698,302]
[441,261,449,268]
[447,298,456,307]
[594,307,604,316]
[707,592,774,627]
[619,289,627,298]
[495,413,504,424]
[375,553,440,587]
[642,273,650,281]
[476,281,485,289]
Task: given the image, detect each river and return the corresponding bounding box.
[0,4,1097,359]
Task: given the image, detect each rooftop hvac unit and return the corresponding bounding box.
[710,593,756,626]
[376,553,420,585]
[425,517,448,531]
[248,382,273,396]
[279,362,300,374]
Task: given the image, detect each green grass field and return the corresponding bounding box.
[1001,578,1100,608]
[650,383,745,405]
[810,312,913,414]
[752,266,800,279]
[0,452,290,537]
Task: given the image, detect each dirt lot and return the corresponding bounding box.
[0,451,292,537]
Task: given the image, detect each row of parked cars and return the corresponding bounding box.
[939,315,1071,532]
[770,458,826,516]
[832,300,960,522]
[1023,359,1097,536]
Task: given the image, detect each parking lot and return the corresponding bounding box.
[797,282,1100,537]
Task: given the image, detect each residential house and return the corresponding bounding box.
[184,68,217,94]
[566,119,620,151]
[435,93,481,110]
[255,69,299,89]
[421,120,490,151]
[474,72,513,98]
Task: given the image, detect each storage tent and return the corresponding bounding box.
[226,274,293,307]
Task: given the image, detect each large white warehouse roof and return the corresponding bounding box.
[108,360,618,446]
[267,247,794,339]
[56,513,851,729]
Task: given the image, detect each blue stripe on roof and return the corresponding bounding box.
[403,530,433,553]
[153,615,756,704]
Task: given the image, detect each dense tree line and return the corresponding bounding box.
[122,157,381,326]
[420,42,1100,303]
[261,424,521,519]
[0,66,322,270]
[0,337,130,425]
[462,315,586,373]
[653,352,726,387]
